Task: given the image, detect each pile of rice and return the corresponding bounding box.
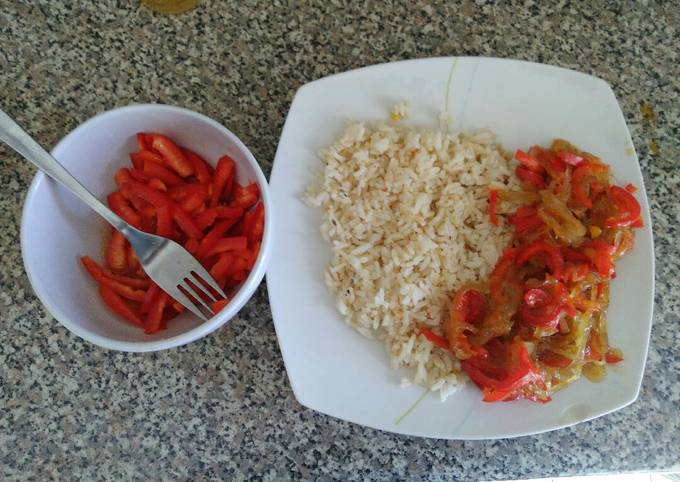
[305,105,519,400]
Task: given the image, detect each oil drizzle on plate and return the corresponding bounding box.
[440,58,458,131]
[395,387,430,426]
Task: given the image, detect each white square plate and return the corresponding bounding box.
[267,57,654,439]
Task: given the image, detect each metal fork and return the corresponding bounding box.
[0,108,226,321]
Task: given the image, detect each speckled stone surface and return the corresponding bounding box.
[1,1,678,480]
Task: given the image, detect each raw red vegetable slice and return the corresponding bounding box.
[231,183,260,209]
[99,276,146,302]
[142,159,184,187]
[210,155,235,206]
[179,191,206,213]
[209,253,235,279]
[145,291,167,334]
[181,147,212,183]
[195,208,218,231]
[212,299,229,313]
[114,168,132,188]
[83,133,265,333]
[246,203,265,243]
[148,134,194,177]
[196,218,240,259]
[155,205,173,238]
[130,150,164,170]
[205,236,248,257]
[107,191,142,228]
[148,178,168,192]
[99,285,143,326]
[106,230,128,271]
[136,132,150,151]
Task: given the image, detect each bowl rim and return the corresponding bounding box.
[20,103,273,352]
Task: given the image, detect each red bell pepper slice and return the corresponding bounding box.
[145,291,167,334]
[107,191,142,228]
[99,276,146,302]
[462,340,538,394]
[246,202,265,243]
[168,183,209,201]
[489,248,517,303]
[556,151,584,166]
[571,162,609,209]
[106,230,128,271]
[148,134,194,177]
[114,168,132,189]
[518,281,568,329]
[228,256,248,280]
[212,299,230,313]
[155,205,173,238]
[561,246,591,264]
[125,180,203,239]
[538,350,572,368]
[140,283,160,314]
[488,189,499,226]
[508,206,544,234]
[515,166,545,189]
[195,208,218,231]
[130,149,164,171]
[605,350,624,364]
[181,147,213,184]
[81,255,107,282]
[129,169,152,182]
[99,285,144,327]
[215,206,243,219]
[454,288,487,324]
[184,237,200,254]
[231,183,260,209]
[125,179,174,208]
[179,191,206,213]
[142,159,184,187]
[515,240,564,278]
[526,145,564,176]
[81,256,150,289]
[173,208,203,239]
[209,252,235,279]
[211,155,235,206]
[136,132,150,151]
[147,178,167,192]
[581,239,616,278]
[604,185,642,228]
[420,327,450,350]
[482,388,518,402]
[514,149,545,173]
[205,236,248,257]
[560,262,590,282]
[196,218,241,259]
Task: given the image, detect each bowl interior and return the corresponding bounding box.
[22,105,265,349]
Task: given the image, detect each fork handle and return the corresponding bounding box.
[0,108,131,235]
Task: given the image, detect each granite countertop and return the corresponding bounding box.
[1,1,678,480]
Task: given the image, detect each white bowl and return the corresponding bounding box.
[21,104,273,352]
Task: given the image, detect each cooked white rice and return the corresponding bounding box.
[305,113,519,400]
